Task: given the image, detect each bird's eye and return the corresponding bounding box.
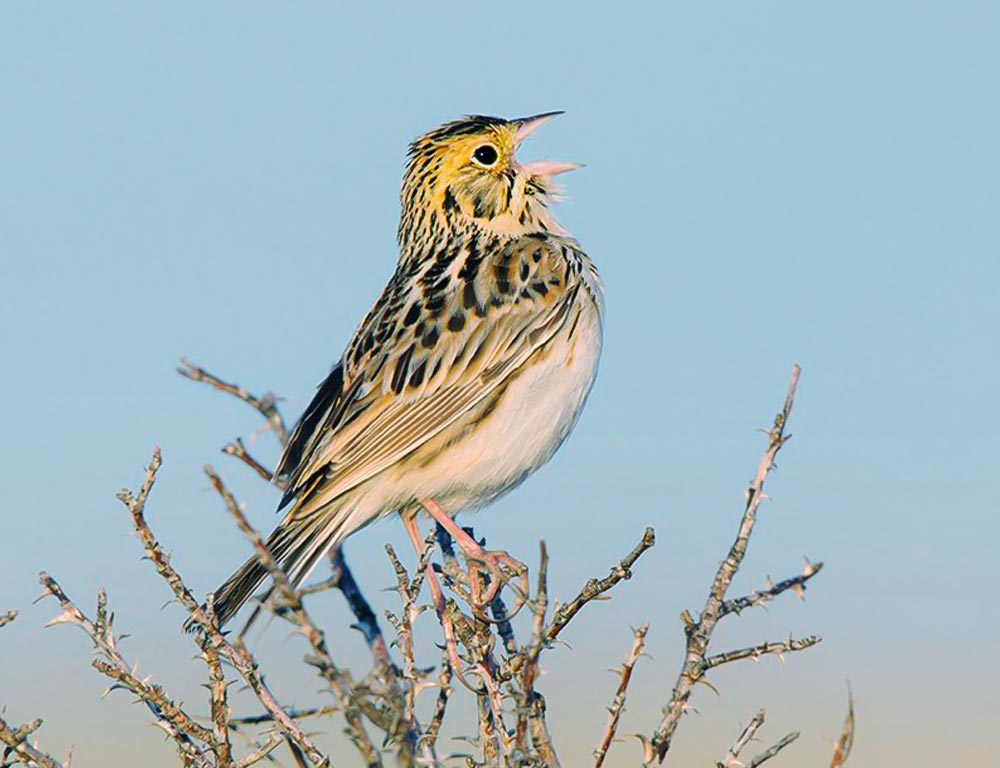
[472,144,499,167]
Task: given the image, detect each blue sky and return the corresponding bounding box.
[1,3,997,766]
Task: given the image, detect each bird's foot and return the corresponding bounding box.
[419,498,530,620]
[465,547,530,620]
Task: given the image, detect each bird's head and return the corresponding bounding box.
[399,112,578,246]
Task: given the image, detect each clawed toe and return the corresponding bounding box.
[420,498,531,619]
[466,549,530,620]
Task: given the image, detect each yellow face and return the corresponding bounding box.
[401,113,578,240]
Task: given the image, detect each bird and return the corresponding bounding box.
[207,112,604,635]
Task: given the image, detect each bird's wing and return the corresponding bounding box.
[277,234,589,511]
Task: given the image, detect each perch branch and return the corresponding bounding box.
[11,359,834,768]
[327,548,393,673]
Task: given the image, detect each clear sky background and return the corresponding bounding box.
[1,3,997,767]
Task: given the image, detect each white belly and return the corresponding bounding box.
[361,295,604,518]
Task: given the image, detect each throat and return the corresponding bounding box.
[398,199,562,262]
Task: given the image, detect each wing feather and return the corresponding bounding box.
[277,234,590,510]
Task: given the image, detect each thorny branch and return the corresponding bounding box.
[222,437,277,485]
[718,709,767,767]
[746,732,801,768]
[593,622,648,768]
[645,365,820,766]
[2,361,842,768]
[0,612,66,768]
[0,717,65,768]
[37,572,215,768]
[178,358,288,445]
[204,466,385,768]
[117,450,328,767]
[543,527,656,648]
[721,558,824,617]
[716,710,799,768]
[829,687,856,768]
[702,635,822,670]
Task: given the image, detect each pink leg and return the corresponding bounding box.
[420,498,530,617]
[401,513,480,693]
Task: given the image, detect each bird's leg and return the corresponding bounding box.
[420,498,530,618]
[401,513,480,692]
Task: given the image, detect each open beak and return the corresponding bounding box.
[513,111,564,144]
[512,111,581,177]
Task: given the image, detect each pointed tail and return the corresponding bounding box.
[188,512,345,634]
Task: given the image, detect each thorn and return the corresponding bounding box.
[697,676,721,696]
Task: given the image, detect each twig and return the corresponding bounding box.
[746,731,799,767]
[183,363,400,761]
[384,536,436,744]
[205,466,381,767]
[647,365,815,764]
[223,438,278,484]
[717,709,801,768]
[12,360,835,768]
[422,648,453,752]
[384,544,420,709]
[202,611,234,767]
[228,706,338,727]
[0,716,65,768]
[702,635,821,670]
[721,559,823,617]
[593,623,648,768]
[178,358,288,445]
[117,450,330,767]
[527,693,561,768]
[37,574,214,768]
[476,680,502,766]
[516,541,550,753]
[543,527,656,648]
[829,686,856,768]
[235,733,285,768]
[327,548,393,672]
[717,709,766,767]
[489,588,518,659]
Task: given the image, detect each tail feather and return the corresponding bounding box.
[187,513,345,634]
